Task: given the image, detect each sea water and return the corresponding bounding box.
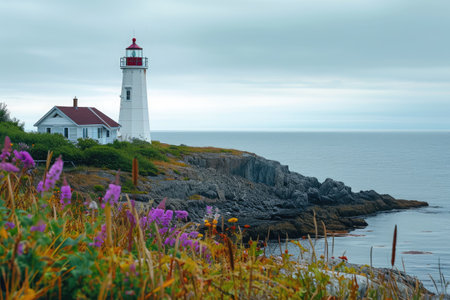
[152,131,450,291]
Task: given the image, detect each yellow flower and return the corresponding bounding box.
[0,228,7,239]
[197,233,203,238]
[228,217,238,223]
[212,219,218,225]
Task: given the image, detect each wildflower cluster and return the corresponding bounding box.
[139,199,203,251]
[0,136,35,173]
[204,205,220,230]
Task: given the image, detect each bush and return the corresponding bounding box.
[137,147,168,161]
[83,146,131,171]
[77,138,99,150]
[93,185,105,192]
[53,145,83,163]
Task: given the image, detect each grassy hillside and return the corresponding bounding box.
[0,122,237,176]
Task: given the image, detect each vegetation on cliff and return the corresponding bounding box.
[0,136,431,299]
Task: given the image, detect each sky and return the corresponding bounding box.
[1,0,450,131]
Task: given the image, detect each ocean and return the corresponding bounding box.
[152,131,450,291]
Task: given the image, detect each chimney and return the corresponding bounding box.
[73,97,78,109]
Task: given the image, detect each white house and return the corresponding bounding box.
[34,97,120,144]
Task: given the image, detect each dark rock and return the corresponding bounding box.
[126,152,429,240]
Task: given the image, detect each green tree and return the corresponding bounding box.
[0,102,24,130]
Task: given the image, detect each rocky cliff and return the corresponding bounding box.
[124,151,428,240]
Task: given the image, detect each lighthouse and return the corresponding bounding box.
[119,38,151,142]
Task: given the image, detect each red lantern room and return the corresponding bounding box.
[120,38,148,68]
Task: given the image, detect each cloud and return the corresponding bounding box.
[1,0,450,131]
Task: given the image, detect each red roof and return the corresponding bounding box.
[127,38,142,49]
[56,106,120,128]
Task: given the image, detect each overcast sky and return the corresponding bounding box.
[1,0,450,131]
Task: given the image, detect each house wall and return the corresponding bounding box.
[36,108,119,145]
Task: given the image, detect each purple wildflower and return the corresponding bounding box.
[37,156,64,193]
[206,206,213,215]
[164,237,176,247]
[189,231,199,238]
[30,221,46,233]
[126,210,136,227]
[159,227,169,235]
[161,210,173,227]
[148,208,164,223]
[0,136,11,160]
[175,210,189,220]
[5,222,15,229]
[17,242,24,255]
[13,150,35,169]
[0,162,19,173]
[125,291,135,296]
[89,224,107,247]
[101,183,121,208]
[60,177,72,209]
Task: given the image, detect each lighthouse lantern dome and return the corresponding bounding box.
[121,38,147,67]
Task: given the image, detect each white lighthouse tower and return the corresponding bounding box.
[119,38,151,142]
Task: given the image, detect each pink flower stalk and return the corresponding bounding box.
[157,198,166,209]
[101,183,121,208]
[0,136,12,160]
[60,177,72,209]
[13,150,35,169]
[37,156,64,193]
[0,162,19,173]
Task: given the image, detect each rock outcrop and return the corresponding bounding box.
[133,152,428,240]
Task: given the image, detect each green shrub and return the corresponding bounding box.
[93,185,105,192]
[83,146,130,171]
[137,147,168,161]
[54,145,83,163]
[77,138,99,150]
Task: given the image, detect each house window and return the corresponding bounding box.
[106,130,110,138]
[83,128,88,138]
[46,128,51,133]
[98,128,103,138]
[64,128,69,138]
[126,88,131,100]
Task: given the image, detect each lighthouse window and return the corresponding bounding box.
[106,130,110,137]
[126,89,131,100]
[46,128,51,133]
[64,128,69,138]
